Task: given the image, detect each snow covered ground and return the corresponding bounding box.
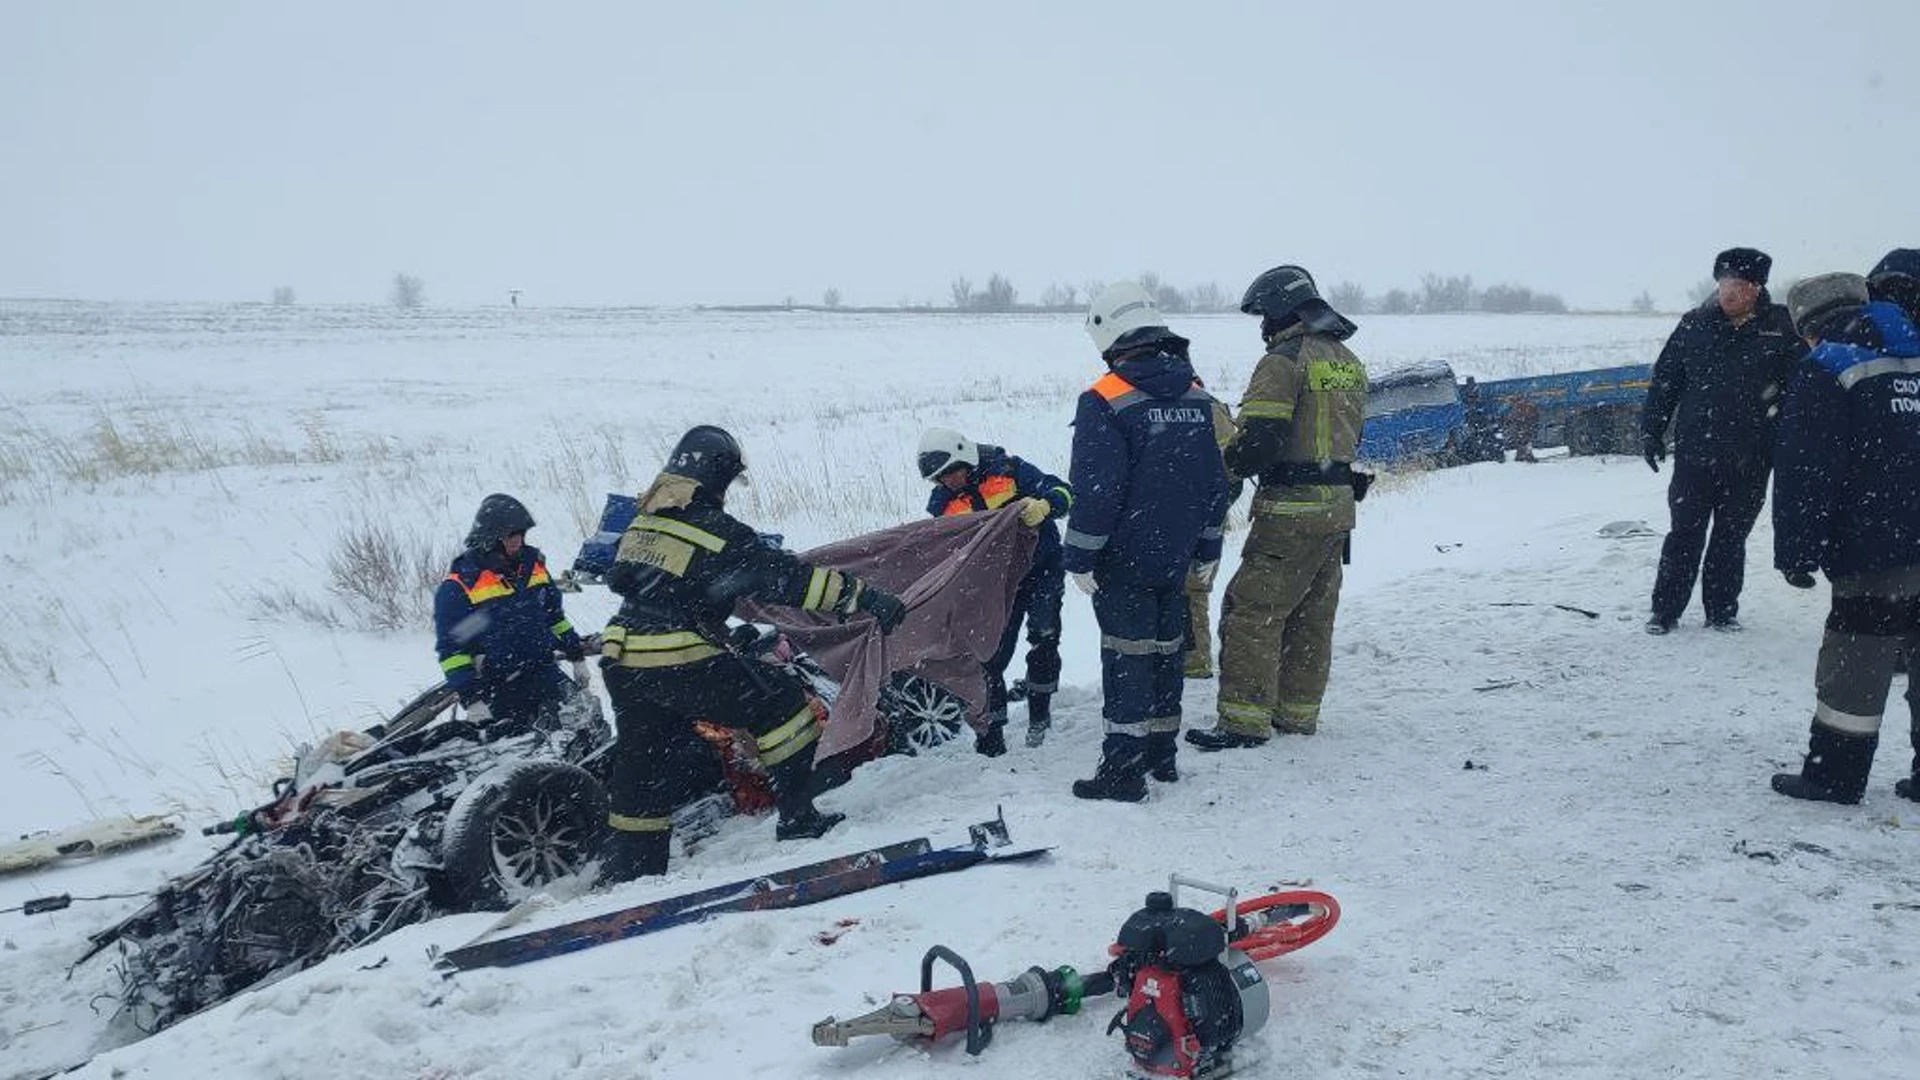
[3,304,1916,1079]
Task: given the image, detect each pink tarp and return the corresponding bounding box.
[735,508,1036,760]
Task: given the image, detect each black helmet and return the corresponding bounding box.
[1240,265,1323,319]
[666,424,747,491]
[1241,264,1357,339]
[465,493,535,552]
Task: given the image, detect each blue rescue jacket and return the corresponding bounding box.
[1773,301,1920,578]
[434,544,586,701]
[924,445,1071,573]
[1062,332,1232,586]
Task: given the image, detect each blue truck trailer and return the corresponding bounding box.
[1357,359,1652,467]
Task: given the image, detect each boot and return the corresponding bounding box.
[770,751,844,841]
[1071,735,1147,802]
[975,713,1009,757]
[597,827,670,885]
[1024,694,1052,749]
[1895,776,1917,802]
[1146,730,1179,782]
[1770,720,1877,806]
[1185,727,1268,752]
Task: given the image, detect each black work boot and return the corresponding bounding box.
[1025,694,1052,749]
[1146,730,1179,782]
[975,713,1009,757]
[1894,777,1917,801]
[770,752,844,841]
[1185,727,1269,752]
[1771,721,1877,805]
[597,827,670,885]
[1072,735,1148,802]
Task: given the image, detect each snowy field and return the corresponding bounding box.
[4,303,1917,1079]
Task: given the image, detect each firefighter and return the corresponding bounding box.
[433,494,591,727]
[917,428,1072,751]
[1768,274,1920,805]
[1187,264,1369,750]
[597,425,907,882]
[1065,283,1233,801]
[1184,389,1241,680]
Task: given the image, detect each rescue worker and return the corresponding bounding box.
[1184,389,1241,681]
[1187,264,1369,750]
[1640,247,1803,633]
[1065,283,1233,801]
[1769,274,1920,805]
[433,494,591,727]
[597,425,907,882]
[1868,249,1920,325]
[916,428,1072,751]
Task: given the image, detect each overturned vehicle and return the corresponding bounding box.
[81,508,1034,1033]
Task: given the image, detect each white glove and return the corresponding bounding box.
[571,659,593,689]
[1189,560,1218,590]
[464,700,492,723]
[1071,571,1098,596]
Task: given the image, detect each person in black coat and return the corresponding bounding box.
[1640,247,1805,633]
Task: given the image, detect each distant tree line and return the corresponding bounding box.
[1325,274,1568,315]
[747,271,1597,316]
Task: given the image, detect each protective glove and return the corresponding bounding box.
[1783,569,1817,589]
[1071,571,1098,596]
[463,700,493,723]
[571,659,593,689]
[1016,497,1051,528]
[1189,560,1219,591]
[1642,434,1666,473]
[856,584,907,635]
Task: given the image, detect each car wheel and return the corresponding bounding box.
[879,673,969,756]
[439,760,608,911]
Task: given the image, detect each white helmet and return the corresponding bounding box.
[1085,281,1166,355]
[917,427,979,481]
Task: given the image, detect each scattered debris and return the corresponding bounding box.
[1598,520,1659,539]
[1473,680,1520,692]
[1463,760,1489,771]
[1733,840,1779,863]
[813,918,861,946]
[1489,602,1601,619]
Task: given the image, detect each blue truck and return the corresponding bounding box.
[1356,359,1652,467]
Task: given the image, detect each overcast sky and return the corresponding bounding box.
[3,1,1913,310]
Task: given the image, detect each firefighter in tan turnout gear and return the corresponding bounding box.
[1188,265,1369,751]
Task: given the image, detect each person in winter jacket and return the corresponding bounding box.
[1868,248,1920,326]
[1768,274,1920,805]
[597,425,907,882]
[433,494,590,726]
[917,429,1072,751]
[1186,265,1369,751]
[1064,283,1233,801]
[1640,247,1805,633]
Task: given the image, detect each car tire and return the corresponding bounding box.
[438,760,608,911]
[878,673,969,756]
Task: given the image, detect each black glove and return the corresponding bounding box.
[855,584,907,635]
[1349,469,1375,503]
[1642,434,1666,473]
[1783,569,1817,589]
